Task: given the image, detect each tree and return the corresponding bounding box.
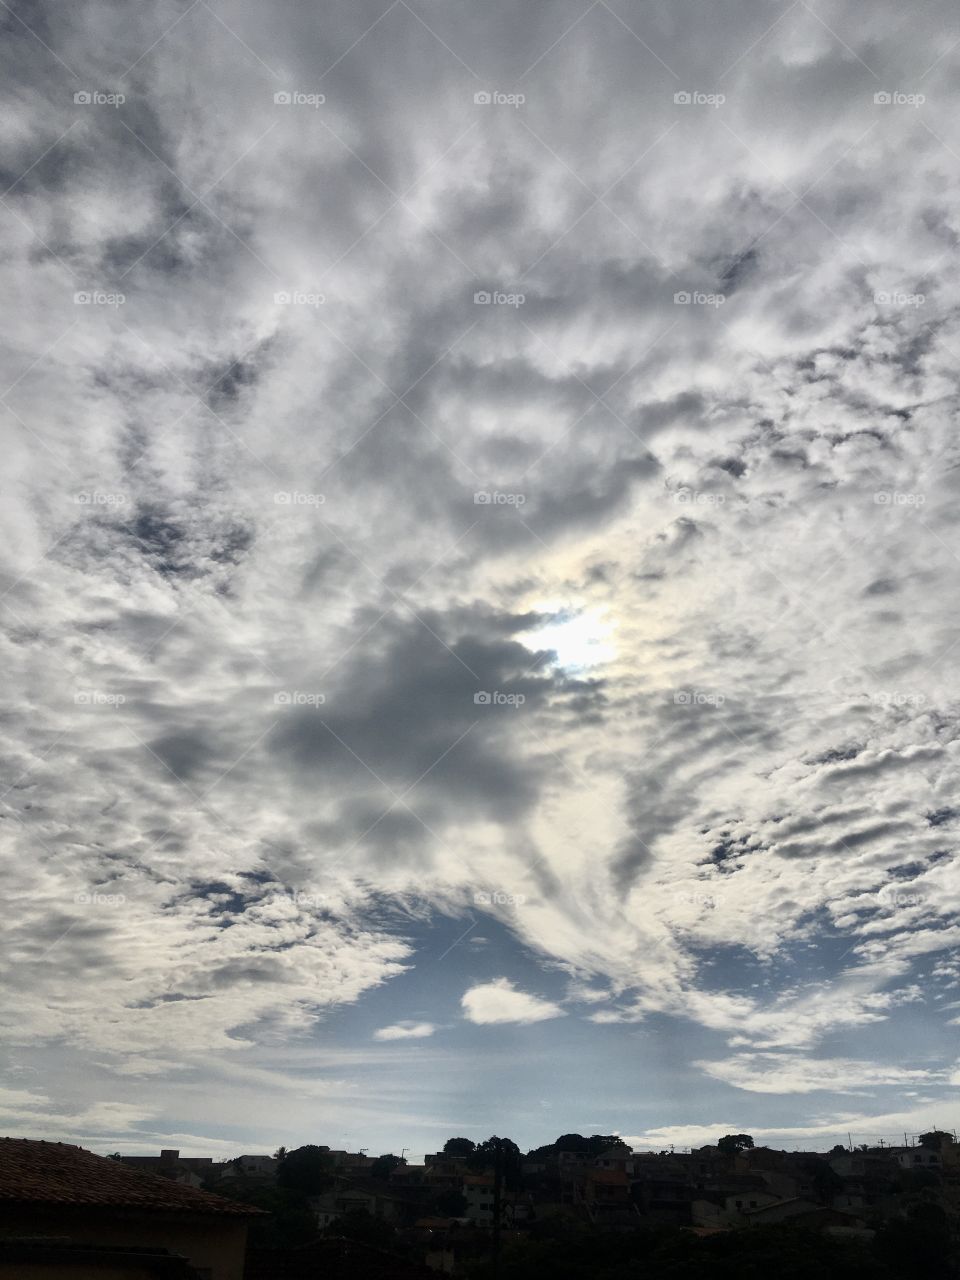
[717,1133,754,1156]
[273,1145,287,1162]
[918,1129,952,1150]
[276,1144,334,1195]
[443,1137,476,1157]
[371,1153,406,1180]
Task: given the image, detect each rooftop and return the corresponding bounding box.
[0,1138,263,1216]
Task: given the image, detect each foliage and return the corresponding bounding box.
[275,1144,335,1195]
[717,1133,755,1156]
[443,1137,476,1156]
[371,1152,406,1180]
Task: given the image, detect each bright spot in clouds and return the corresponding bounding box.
[525,608,615,670]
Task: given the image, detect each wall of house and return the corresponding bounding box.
[0,1207,248,1280]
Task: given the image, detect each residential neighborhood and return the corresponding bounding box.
[2,1127,946,1276]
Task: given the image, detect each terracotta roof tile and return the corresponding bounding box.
[0,1138,263,1216]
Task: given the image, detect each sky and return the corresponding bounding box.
[1,0,959,1163]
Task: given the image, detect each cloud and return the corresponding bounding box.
[461,979,565,1025]
[695,1053,944,1094]
[373,1021,437,1041]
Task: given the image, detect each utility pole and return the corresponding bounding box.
[492,1139,503,1280]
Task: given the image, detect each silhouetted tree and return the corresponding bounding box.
[918,1129,952,1150]
[717,1133,754,1155]
[276,1144,334,1194]
[371,1152,406,1179]
[442,1137,476,1156]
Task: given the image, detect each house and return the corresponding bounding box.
[219,1154,277,1180]
[0,1137,262,1280]
[741,1196,821,1224]
[119,1150,215,1189]
[0,1239,202,1277]
[461,1175,495,1223]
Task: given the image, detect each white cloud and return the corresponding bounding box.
[461,979,565,1025]
[695,1053,944,1094]
[373,1022,436,1041]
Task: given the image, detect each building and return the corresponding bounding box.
[119,1150,216,1189]
[0,1138,262,1280]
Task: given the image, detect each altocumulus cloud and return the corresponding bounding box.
[0,0,959,1154]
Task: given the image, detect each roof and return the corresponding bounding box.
[0,1138,263,1216]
